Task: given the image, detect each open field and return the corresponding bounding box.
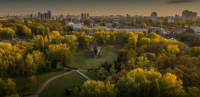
[70,45,122,70]
[39,72,87,97]
[12,69,69,96]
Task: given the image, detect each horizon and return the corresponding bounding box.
[0,0,200,16]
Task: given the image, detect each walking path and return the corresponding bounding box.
[76,70,91,81]
[25,70,92,97]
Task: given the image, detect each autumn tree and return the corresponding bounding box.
[80,80,117,97]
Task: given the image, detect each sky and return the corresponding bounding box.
[0,0,200,16]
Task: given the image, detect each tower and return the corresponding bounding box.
[48,10,52,19]
[38,12,41,19]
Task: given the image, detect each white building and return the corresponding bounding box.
[191,26,200,33]
[66,22,74,25]
[168,17,175,22]
[73,23,84,31]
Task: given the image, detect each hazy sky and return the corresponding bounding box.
[0,0,200,16]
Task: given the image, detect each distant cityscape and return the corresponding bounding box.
[0,10,199,21]
[1,10,200,35]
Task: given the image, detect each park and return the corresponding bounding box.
[1,19,200,97]
[12,43,121,97]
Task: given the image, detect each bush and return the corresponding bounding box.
[27,75,37,84]
[66,68,72,71]
[65,89,71,96]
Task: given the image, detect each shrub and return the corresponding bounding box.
[27,75,37,84]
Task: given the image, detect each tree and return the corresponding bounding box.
[84,20,91,26]
[167,45,180,55]
[117,76,138,97]
[188,87,200,97]
[22,25,32,38]
[127,35,138,48]
[80,80,117,97]
[110,64,117,75]
[0,28,15,38]
[25,54,37,75]
[0,78,18,97]
[77,34,93,49]
[160,73,186,97]
[50,31,61,36]
[98,67,110,81]
[27,75,37,84]
[139,38,150,47]
[142,23,147,28]
[63,25,73,34]
[190,46,200,57]
[136,56,150,69]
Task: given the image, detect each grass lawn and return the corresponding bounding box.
[80,71,98,80]
[39,72,88,97]
[12,69,69,96]
[70,44,122,70]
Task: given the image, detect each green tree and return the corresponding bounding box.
[98,67,110,81]
[110,64,117,75]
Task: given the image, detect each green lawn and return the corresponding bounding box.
[39,72,88,97]
[12,69,69,96]
[70,45,122,70]
[80,71,98,80]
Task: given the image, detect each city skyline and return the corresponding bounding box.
[0,0,200,16]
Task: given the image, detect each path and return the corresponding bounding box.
[25,70,92,97]
[76,70,91,81]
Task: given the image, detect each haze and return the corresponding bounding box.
[0,0,200,16]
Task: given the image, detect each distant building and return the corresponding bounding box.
[30,14,33,19]
[73,23,84,31]
[191,26,200,33]
[81,13,89,20]
[168,17,175,22]
[151,12,157,21]
[38,10,52,20]
[126,14,131,18]
[7,13,10,19]
[175,14,181,20]
[182,10,197,20]
[105,23,112,28]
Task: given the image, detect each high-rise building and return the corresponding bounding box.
[48,10,52,19]
[7,13,10,19]
[182,10,197,20]
[81,13,89,20]
[151,12,157,21]
[30,14,33,19]
[127,14,131,18]
[175,14,181,20]
[38,10,52,20]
